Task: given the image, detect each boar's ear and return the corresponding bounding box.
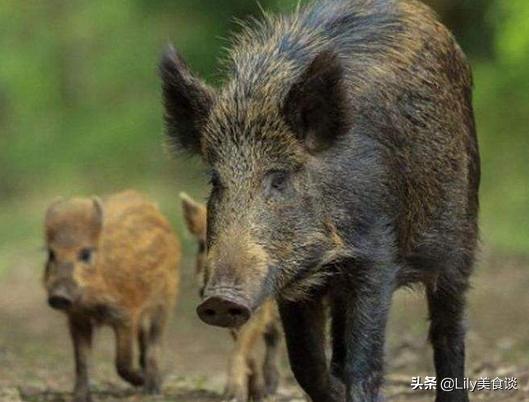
[180,192,207,238]
[283,50,351,153]
[91,197,104,235]
[160,45,215,155]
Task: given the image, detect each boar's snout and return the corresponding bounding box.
[197,294,251,328]
[198,237,269,327]
[48,286,73,311]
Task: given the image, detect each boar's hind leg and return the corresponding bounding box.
[330,292,347,383]
[262,320,281,395]
[114,322,145,387]
[69,316,93,402]
[139,308,167,394]
[342,262,397,402]
[427,265,470,402]
[279,298,345,402]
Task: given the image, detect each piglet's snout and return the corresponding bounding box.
[48,286,73,311]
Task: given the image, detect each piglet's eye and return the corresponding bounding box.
[78,248,94,263]
[48,249,55,262]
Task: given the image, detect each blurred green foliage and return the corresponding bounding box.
[474,0,529,252]
[0,0,528,261]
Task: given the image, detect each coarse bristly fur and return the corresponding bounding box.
[44,190,181,402]
[161,0,479,401]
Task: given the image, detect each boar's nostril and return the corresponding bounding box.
[197,295,251,328]
[228,307,244,316]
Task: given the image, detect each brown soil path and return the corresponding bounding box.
[1,250,528,401]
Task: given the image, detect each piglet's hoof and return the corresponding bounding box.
[264,367,279,395]
[143,378,162,395]
[223,383,248,402]
[250,387,266,402]
[72,392,92,402]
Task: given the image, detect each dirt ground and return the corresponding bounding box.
[0,249,528,402]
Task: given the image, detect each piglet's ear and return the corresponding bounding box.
[44,197,64,239]
[92,197,104,234]
[45,197,64,225]
[160,45,215,155]
[283,50,351,153]
[180,192,207,238]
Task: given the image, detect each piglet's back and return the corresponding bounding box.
[98,190,180,307]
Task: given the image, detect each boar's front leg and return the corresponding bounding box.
[69,315,93,402]
[342,262,397,402]
[114,322,145,387]
[279,297,344,402]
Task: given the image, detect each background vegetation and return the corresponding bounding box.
[0,0,528,274]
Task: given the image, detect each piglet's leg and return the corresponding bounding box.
[262,319,281,395]
[225,315,264,402]
[69,315,93,402]
[142,307,167,394]
[248,356,266,402]
[114,322,145,387]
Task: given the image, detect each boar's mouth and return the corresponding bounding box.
[273,254,337,302]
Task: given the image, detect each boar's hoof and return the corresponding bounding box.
[197,296,251,328]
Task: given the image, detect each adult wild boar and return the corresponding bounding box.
[44,191,180,402]
[160,0,480,401]
[181,193,281,402]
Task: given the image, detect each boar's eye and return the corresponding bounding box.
[48,249,56,262]
[198,239,206,253]
[264,170,290,197]
[209,170,221,189]
[78,248,94,264]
